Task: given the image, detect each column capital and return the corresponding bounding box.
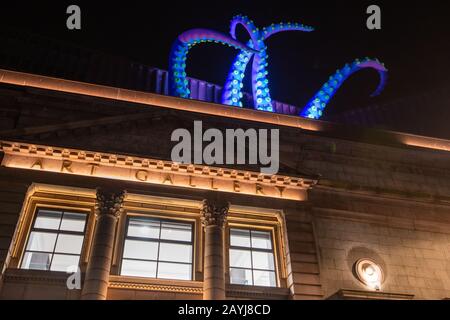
[95,188,126,219]
[201,199,229,228]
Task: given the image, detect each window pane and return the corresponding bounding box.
[128,218,160,239]
[26,232,57,252]
[60,212,86,232]
[252,251,275,270]
[21,252,51,270]
[55,234,84,254]
[230,229,251,247]
[230,249,252,268]
[50,254,80,272]
[230,268,253,285]
[34,210,62,230]
[159,243,192,263]
[121,259,157,278]
[123,239,158,260]
[253,270,276,287]
[160,222,192,241]
[157,262,191,280]
[251,230,272,249]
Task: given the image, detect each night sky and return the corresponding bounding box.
[1,1,449,116]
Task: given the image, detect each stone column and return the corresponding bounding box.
[81,189,125,300]
[201,199,229,300]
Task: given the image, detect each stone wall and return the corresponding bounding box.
[311,188,450,299]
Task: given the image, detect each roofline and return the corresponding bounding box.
[1,68,449,153]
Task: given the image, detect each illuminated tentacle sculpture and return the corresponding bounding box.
[168,16,388,120]
[169,28,258,98]
[299,57,388,119]
[221,15,314,111]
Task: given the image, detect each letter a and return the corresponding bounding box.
[66,5,81,30]
[171,128,192,164]
[366,5,381,30]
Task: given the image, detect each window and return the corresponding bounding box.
[21,208,87,271]
[229,228,277,287]
[120,216,193,281]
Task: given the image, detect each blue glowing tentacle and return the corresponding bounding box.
[262,22,314,39]
[222,44,273,111]
[229,15,261,49]
[300,58,388,119]
[251,44,273,111]
[221,15,262,107]
[223,16,314,111]
[250,23,314,112]
[222,45,253,107]
[168,28,257,98]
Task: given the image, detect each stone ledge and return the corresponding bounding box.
[2,268,72,286]
[327,289,414,300]
[226,284,290,300]
[108,275,203,295]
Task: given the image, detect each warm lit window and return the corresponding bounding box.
[120,216,193,280]
[229,228,277,287]
[21,208,87,271]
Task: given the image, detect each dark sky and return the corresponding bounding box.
[1,0,450,116]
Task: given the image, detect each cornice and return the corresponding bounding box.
[0,141,316,188]
[328,289,414,300]
[108,276,203,294]
[226,284,290,299]
[3,269,71,286]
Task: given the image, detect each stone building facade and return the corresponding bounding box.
[0,69,449,300]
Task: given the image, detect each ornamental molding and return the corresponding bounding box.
[108,278,203,294]
[226,284,290,299]
[0,141,317,201]
[328,289,414,300]
[3,269,70,286]
[95,188,126,219]
[201,199,229,228]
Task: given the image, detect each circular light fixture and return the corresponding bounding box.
[354,259,383,291]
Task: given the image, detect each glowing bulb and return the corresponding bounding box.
[355,259,383,291]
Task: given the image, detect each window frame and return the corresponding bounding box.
[119,215,195,281]
[227,226,280,288]
[7,184,96,271]
[20,207,88,272]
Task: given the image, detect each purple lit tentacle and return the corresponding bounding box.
[169,28,257,98]
[250,22,314,111]
[229,15,263,50]
[221,43,253,107]
[177,29,257,52]
[168,17,388,117]
[251,45,273,111]
[222,15,262,107]
[300,58,388,119]
[223,16,314,111]
[262,22,314,39]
